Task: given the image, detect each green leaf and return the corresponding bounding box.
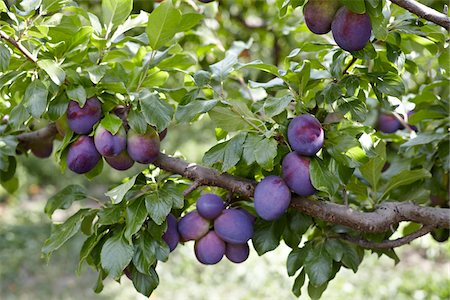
[37,59,66,86]
[380,169,431,200]
[211,41,252,81]
[139,91,174,131]
[102,0,133,32]
[252,218,285,256]
[341,242,364,272]
[287,246,308,276]
[304,250,332,286]
[127,109,148,134]
[175,99,218,123]
[242,134,262,165]
[100,113,123,135]
[307,281,328,300]
[124,197,148,242]
[254,138,277,171]
[400,133,445,148]
[110,11,148,43]
[342,0,365,13]
[310,157,340,197]
[97,204,124,226]
[78,230,108,274]
[105,174,138,204]
[0,43,11,72]
[208,107,250,132]
[41,0,71,14]
[146,1,182,50]
[222,133,247,171]
[45,184,86,217]
[145,192,172,225]
[178,13,204,32]
[292,269,306,297]
[159,181,184,209]
[42,209,90,257]
[324,239,345,262]
[23,80,48,118]
[359,140,386,190]
[263,95,293,117]
[0,156,16,181]
[133,231,155,273]
[100,231,134,279]
[66,86,86,106]
[131,267,159,297]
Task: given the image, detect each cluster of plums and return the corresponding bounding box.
[57,97,163,174]
[254,114,324,221]
[303,0,372,52]
[162,193,255,265]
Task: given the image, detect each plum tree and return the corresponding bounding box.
[194,230,225,265]
[225,243,250,264]
[67,97,102,134]
[104,150,135,171]
[287,114,324,156]
[66,136,101,174]
[196,193,225,220]
[94,124,127,157]
[254,175,291,221]
[162,214,180,252]
[214,209,254,244]
[177,210,210,241]
[127,127,160,164]
[282,152,315,196]
[303,0,340,34]
[331,7,372,52]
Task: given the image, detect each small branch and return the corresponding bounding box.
[340,225,435,249]
[183,180,202,197]
[390,0,450,31]
[343,56,357,75]
[0,30,37,63]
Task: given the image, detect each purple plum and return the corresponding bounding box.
[254,175,291,221]
[196,193,225,220]
[94,124,126,157]
[225,243,250,263]
[67,135,101,174]
[304,0,340,34]
[378,113,402,133]
[162,214,180,252]
[194,230,225,265]
[214,208,254,244]
[67,97,102,134]
[331,7,372,52]
[177,210,210,241]
[282,152,315,196]
[127,127,160,164]
[287,114,324,156]
[104,150,135,171]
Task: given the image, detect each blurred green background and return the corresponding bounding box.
[1,116,450,300]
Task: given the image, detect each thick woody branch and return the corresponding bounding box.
[391,0,450,30]
[0,30,37,63]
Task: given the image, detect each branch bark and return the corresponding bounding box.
[0,30,37,63]
[391,0,450,30]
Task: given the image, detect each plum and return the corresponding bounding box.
[254,175,291,221]
[331,7,372,52]
[282,152,315,196]
[67,97,102,134]
[94,124,127,157]
[196,193,225,220]
[214,209,254,244]
[127,127,160,164]
[288,114,324,156]
[162,214,180,252]
[237,208,256,224]
[30,140,53,158]
[303,0,340,34]
[67,135,101,174]
[194,230,225,265]
[177,210,210,241]
[104,150,135,171]
[378,113,402,133]
[225,243,250,263]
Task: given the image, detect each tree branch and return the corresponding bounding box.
[17,123,57,143]
[340,225,435,249]
[391,0,450,30]
[0,30,37,63]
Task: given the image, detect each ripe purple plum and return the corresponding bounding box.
[304,0,340,34]
[67,97,102,134]
[254,176,291,221]
[94,124,127,157]
[104,150,135,171]
[282,152,315,196]
[194,230,225,265]
[30,140,53,158]
[177,210,210,241]
[225,243,250,263]
[196,193,225,220]
[127,127,160,164]
[162,214,180,252]
[287,115,324,156]
[331,7,372,52]
[378,113,402,133]
[214,209,254,244]
[67,135,101,174]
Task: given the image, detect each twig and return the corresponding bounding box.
[0,30,37,63]
[391,0,450,30]
[183,180,203,197]
[343,56,357,75]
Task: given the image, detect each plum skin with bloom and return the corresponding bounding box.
[282,152,315,197]
[94,125,126,157]
[225,243,250,263]
[331,7,372,52]
[378,113,402,133]
[177,210,210,241]
[67,135,101,174]
[194,230,226,265]
[303,0,340,34]
[214,209,254,244]
[127,127,160,164]
[287,114,324,156]
[196,193,225,220]
[162,214,180,252]
[67,97,102,134]
[254,175,291,221]
[104,150,134,171]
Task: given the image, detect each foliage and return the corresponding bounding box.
[0,0,448,298]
